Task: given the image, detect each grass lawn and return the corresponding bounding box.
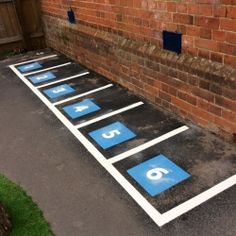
[0,175,54,236]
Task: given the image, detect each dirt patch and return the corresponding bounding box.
[0,203,11,236]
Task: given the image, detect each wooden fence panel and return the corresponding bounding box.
[0,0,22,46]
[0,0,45,53]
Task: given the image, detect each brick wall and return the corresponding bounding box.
[41,0,236,67]
[41,1,236,141]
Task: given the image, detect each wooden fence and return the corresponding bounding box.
[0,0,45,53]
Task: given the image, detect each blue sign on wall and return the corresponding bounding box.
[89,121,136,149]
[43,84,76,99]
[18,62,42,73]
[28,72,56,84]
[63,99,101,119]
[127,154,190,197]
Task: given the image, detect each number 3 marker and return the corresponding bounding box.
[146,168,169,180]
[102,129,121,139]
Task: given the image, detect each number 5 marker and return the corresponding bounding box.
[102,129,121,139]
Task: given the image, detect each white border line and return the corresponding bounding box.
[109,125,189,164]
[75,101,144,129]
[36,72,90,89]
[160,174,236,225]
[9,64,236,227]
[53,84,114,106]
[10,54,58,66]
[23,62,72,76]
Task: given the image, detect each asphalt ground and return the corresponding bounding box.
[0,50,235,236]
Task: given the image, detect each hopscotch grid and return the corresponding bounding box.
[53,84,114,106]
[75,101,144,129]
[23,62,72,76]
[9,54,58,67]
[9,63,236,227]
[9,64,165,226]
[36,71,90,89]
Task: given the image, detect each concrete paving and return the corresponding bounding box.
[0,50,235,236]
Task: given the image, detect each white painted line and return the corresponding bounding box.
[23,62,72,76]
[109,125,189,164]
[36,72,90,89]
[10,54,58,67]
[160,174,236,226]
[75,102,144,129]
[9,64,236,227]
[53,84,114,106]
[9,65,165,227]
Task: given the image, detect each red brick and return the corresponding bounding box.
[173,13,193,25]
[219,43,236,56]
[195,16,220,29]
[214,117,236,132]
[220,0,236,4]
[192,87,215,102]
[209,104,222,116]
[195,38,218,51]
[176,4,187,13]
[186,26,200,36]
[222,87,236,100]
[212,30,226,42]
[197,98,210,111]
[159,91,171,102]
[227,6,236,19]
[226,32,236,44]
[191,107,215,122]
[213,6,226,17]
[199,4,213,16]
[210,52,223,63]
[188,113,210,126]
[215,96,236,112]
[167,2,176,12]
[198,49,210,60]
[222,109,236,122]
[221,19,236,31]
[224,55,236,67]
[199,27,212,39]
[188,4,199,14]
[172,96,194,111]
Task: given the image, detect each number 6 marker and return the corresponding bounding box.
[146,168,169,180]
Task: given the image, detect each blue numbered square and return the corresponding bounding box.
[28,72,56,84]
[127,154,190,197]
[17,62,42,73]
[63,99,101,119]
[43,84,76,99]
[89,121,136,150]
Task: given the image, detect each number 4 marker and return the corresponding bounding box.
[62,99,101,119]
